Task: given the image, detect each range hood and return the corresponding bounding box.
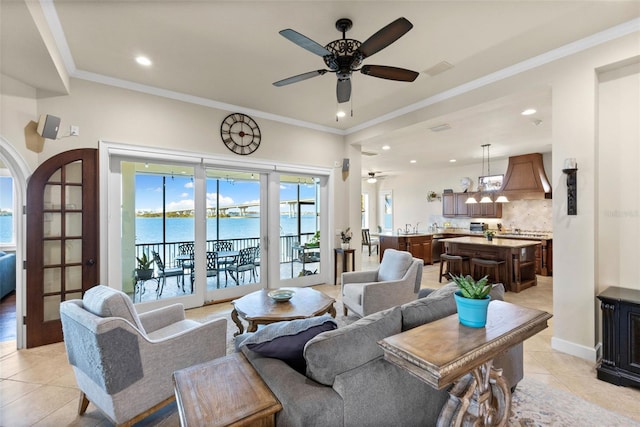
[500,153,551,200]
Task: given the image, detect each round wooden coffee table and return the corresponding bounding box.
[231,287,336,336]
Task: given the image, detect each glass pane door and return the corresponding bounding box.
[204,169,262,300]
[279,175,322,284]
[121,161,195,304]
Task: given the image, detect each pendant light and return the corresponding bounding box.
[366,172,377,184]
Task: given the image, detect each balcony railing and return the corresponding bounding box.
[135,233,315,270]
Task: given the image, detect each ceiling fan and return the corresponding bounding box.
[273,17,419,103]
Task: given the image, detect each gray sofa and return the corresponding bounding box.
[0,251,16,300]
[241,282,522,427]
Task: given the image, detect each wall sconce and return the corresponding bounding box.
[562,158,578,215]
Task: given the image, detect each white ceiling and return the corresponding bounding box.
[2,1,639,177]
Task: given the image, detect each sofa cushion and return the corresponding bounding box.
[82,285,145,331]
[377,249,413,282]
[240,315,337,373]
[402,282,506,331]
[304,305,402,386]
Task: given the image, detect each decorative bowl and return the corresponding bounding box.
[268,289,295,302]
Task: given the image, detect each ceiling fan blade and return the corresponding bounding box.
[279,29,332,57]
[358,17,413,59]
[337,79,351,103]
[361,65,419,82]
[273,70,328,87]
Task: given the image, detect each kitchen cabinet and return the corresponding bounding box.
[597,287,640,388]
[379,234,433,265]
[442,193,469,218]
[468,201,502,218]
[443,193,502,218]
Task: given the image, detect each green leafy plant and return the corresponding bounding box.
[451,274,491,299]
[136,252,154,270]
[484,229,496,238]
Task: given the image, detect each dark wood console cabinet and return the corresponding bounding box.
[597,286,640,388]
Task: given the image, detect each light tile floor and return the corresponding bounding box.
[1,254,639,426]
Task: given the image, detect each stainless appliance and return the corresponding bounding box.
[470,222,488,232]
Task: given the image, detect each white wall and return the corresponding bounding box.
[597,62,640,293]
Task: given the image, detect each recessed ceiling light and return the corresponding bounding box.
[449,159,457,163]
[336,110,346,118]
[521,108,536,116]
[410,160,417,164]
[135,56,152,66]
[382,145,390,150]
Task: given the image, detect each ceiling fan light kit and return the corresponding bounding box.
[273,17,419,109]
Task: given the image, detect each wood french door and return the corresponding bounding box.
[26,149,99,347]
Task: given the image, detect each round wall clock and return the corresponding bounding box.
[220,113,261,155]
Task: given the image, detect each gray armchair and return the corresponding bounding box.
[342,249,423,317]
[60,285,227,426]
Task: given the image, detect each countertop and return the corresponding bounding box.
[376,230,553,240]
[440,236,542,248]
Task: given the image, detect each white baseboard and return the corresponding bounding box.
[551,336,599,362]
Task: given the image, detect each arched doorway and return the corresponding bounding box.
[0,136,31,349]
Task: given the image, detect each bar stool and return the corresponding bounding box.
[470,258,506,285]
[439,254,469,282]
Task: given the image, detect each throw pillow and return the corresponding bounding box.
[240,315,337,373]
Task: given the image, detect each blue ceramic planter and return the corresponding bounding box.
[454,291,490,328]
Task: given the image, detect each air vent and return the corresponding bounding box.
[424,61,454,77]
[429,123,451,132]
[362,151,378,156]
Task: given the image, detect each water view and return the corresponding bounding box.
[0,215,12,243]
[135,215,318,244]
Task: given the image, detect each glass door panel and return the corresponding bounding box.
[279,175,322,284]
[121,161,195,304]
[204,169,262,300]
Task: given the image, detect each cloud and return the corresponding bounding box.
[184,181,194,188]
[167,199,194,211]
[206,192,234,207]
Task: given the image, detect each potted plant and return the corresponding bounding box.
[307,231,320,248]
[484,229,496,241]
[451,274,492,328]
[135,252,154,281]
[340,227,352,249]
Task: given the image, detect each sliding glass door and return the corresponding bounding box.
[104,143,332,310]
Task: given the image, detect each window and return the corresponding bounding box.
[0,174,14,244]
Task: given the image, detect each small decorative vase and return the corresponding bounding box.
[341,243,350,250]
[454,291,491,328]
[486,235,493,241]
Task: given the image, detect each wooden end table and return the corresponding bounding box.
[231,287,336,336]
[173,352,281,427]
[378,300,552,426]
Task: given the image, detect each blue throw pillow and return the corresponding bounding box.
[240,315,337,373]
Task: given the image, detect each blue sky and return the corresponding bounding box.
[135,174,315,213]
[0,177,12,211]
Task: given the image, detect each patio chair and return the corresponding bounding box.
[213,240,234,279]
[361,228,379,256]
[178,242,195,276]
[60,285,227,426]
[227,247,257,285]
[152,251,185,296]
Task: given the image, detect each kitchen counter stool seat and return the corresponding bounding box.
[439,253,469,282]
[470,258,506,287]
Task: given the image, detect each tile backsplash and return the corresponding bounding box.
[500,199,552,232]
[431,199,552,232]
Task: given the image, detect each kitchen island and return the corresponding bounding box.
[441,236,541,292]
[378,233,433,265]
